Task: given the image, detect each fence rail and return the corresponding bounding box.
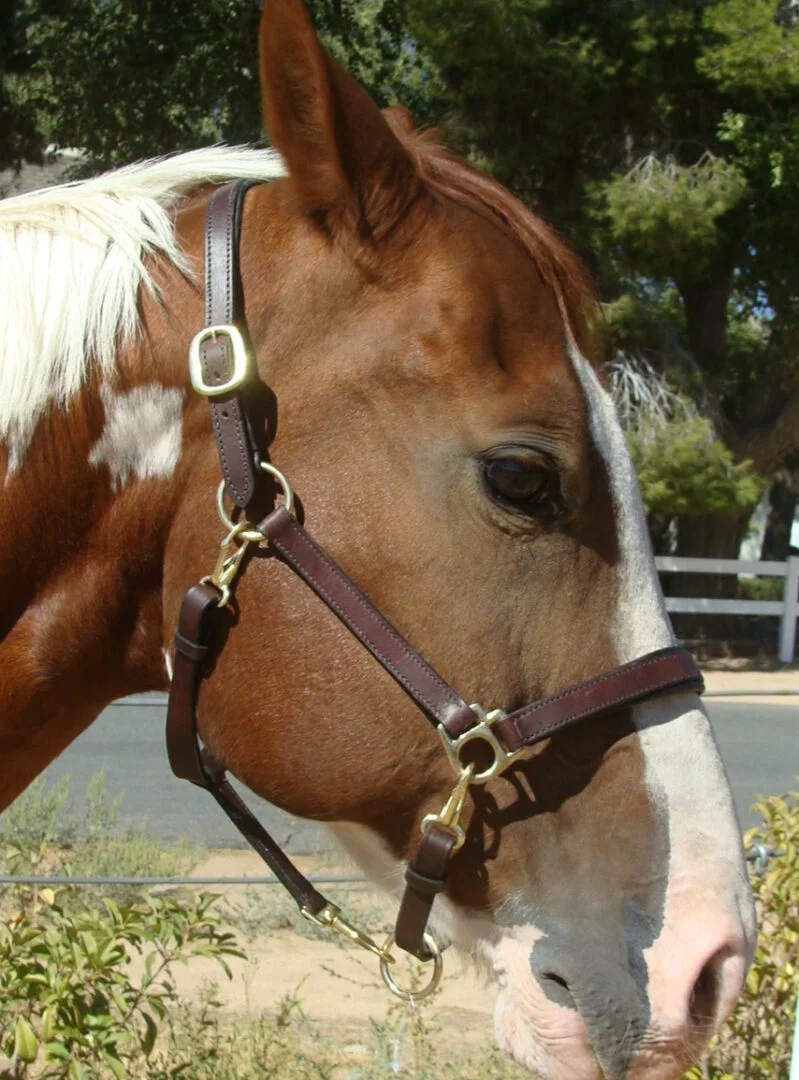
[655,554,799,664]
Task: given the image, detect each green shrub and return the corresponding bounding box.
[737,576,785,602]
[628,415,762,517]
[686,788,799,1079]
[0,887,243,1079]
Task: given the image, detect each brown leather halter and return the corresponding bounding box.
[166,180,703,997]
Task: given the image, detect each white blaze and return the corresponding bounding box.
[566,340,673,658]
[566,340,755,1018]
[565,341,746,839]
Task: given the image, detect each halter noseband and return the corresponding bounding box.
[166,181,703,1001]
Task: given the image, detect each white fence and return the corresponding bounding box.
[654,555,799,663]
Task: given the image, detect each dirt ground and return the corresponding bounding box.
[172,849,498,1054]
[702,666,799,704]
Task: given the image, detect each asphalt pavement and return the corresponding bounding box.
[2,695,796,850]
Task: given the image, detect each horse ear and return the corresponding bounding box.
[259,0,423,238]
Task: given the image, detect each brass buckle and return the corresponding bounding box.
[437,704,520,784]
[301,902,394,964]
[188,324,251,396]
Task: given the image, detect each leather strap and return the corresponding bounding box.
[201,181,262,509]
[497,646,704,752]
[166,582,327,916]
[258,507,703,749]
[395,822,458,960]
[167,582,221,786]
[258,507,477,734]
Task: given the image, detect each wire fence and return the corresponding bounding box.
[0,874,368,887]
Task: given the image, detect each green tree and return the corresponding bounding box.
[0,1,44,168]
[10,0,439,173]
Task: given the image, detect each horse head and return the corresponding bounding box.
[0,1,755,1077]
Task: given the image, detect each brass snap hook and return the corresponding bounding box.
[420,762,474,852]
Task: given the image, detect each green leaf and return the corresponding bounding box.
[41,1004,57,1041]
[142,1011,158,1057]
[103,1051,127,1080]
[42,1040,71,1061]
[13,1016,38,1064]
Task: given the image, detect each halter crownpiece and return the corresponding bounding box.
[167,180,704,1000]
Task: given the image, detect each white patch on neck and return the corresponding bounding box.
[89,383,184,489]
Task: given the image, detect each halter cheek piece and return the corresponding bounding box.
[167,181,704,1000]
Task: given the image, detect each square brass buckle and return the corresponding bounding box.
[188,324,251,396]
[437,704,520,784]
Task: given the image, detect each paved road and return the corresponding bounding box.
[2,696,796,850]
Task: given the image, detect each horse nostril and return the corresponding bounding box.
[689,953,721,1029]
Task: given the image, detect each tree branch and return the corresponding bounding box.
[742,383,799,475]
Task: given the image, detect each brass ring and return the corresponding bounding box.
[379,933,443,1002]
[214,462,295,540]
[258,461,294,516]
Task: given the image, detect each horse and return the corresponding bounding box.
[0,1,755,1077]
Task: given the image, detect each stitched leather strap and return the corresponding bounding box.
[395,823,458,960]
[202,181,262,509]
[258,506,477,733]
[166,582,327,916]
[167,583,221,786]
[258,507,703,746]
[496,646,704,751]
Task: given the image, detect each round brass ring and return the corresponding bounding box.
[214,462,295,540]
[258,461,294,516]
[379,933,443,1002]
[455,730,503,784]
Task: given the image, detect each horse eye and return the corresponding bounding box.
[483,454,554,512]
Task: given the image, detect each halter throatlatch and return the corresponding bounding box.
[166,180,705,1002]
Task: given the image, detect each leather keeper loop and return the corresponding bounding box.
[404,865,447,896]
[173,631,210,663]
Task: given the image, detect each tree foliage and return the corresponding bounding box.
[1,0,440,174]
[0,2,43,168]
[629,416,762,517]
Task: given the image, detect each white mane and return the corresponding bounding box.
[0,145,286,471]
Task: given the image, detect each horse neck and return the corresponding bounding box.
[0,263,200,703]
